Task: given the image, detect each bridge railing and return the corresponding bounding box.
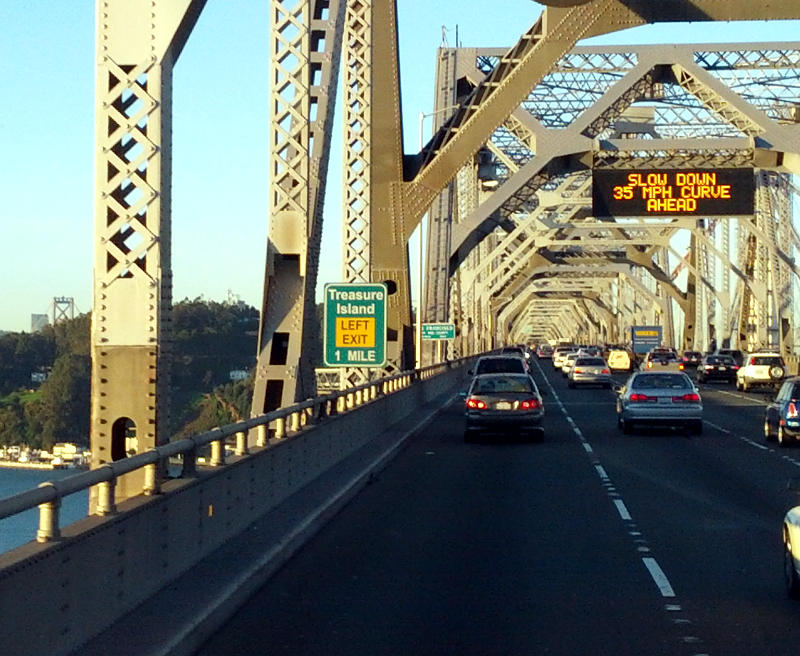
[0,357,465,547]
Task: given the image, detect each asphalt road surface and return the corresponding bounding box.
[197,358,800,656]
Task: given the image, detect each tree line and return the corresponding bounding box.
[0,299,261,450]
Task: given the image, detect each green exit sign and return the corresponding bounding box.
[324,283,387,367]
[421,323,455,340]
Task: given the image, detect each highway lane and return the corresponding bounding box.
[197,359,800,656]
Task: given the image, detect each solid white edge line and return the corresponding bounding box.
[643,557,676,597]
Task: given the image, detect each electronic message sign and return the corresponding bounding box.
[592,168,754,218]
[324,283,387,367]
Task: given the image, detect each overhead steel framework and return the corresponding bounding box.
[91,1,800,503]
[435,40,800,358]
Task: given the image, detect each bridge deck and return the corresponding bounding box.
[77,387,459,656]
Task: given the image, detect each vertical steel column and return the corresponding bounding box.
[252,0,345,417]
[422,48,459,365]
[682,232,698,351]
[344,0,413,375]
[91,0,206,512]
[340,0,375,389]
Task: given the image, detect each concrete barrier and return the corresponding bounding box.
[0,361,470,656]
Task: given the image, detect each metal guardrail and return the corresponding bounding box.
[0,358,467,547]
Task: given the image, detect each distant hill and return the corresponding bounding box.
[0,299,262,449]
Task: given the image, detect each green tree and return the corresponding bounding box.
[27,354,91,449]
[0,401,25,446]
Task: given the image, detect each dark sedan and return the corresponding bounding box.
[764,377,800,447]
[696,354,738,384]
[681,350,702,368]
[464,373,544,442]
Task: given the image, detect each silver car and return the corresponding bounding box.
[464,373,545,442]
[615,371,703,435]
[568,356,612,388]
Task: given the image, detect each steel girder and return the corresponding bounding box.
[250,0,345,419]
[91,0,207,508]
[430,39,800,353]
[90,2,800,492]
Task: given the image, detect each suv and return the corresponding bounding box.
[736,352,786,392]
[470,355,528,377]
[716,348,744,367]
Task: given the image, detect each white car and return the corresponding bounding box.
[560,351,579,376]
[736,352,786,392]
[553,347,577,369]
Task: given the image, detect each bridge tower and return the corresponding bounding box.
[90,0,206,510]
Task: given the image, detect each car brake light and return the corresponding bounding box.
[520,398,541,410]
[788,402,798,419]
[672,393,700,402]
[466,398,486,409]
[646,361,653,369]
[573,368,582,374]
[630,393,657,402]
[678,363,685,370]
[601,368,610,374]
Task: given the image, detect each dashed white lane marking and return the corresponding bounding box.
[643,557,676,597]
[613,499,633,521]
[532,359,705,654]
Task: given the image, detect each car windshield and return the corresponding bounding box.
[631,374,690,390]
[475,358,525,374]
[472,376,533,394]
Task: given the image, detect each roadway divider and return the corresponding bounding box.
[0,357,474,656]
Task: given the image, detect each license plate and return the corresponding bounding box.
[719,366,726,370]
[495,401,512,410]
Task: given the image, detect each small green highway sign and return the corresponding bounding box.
[421,322,456,340]
[324,282,387,367]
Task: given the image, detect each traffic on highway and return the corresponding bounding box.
[197,345,800,656]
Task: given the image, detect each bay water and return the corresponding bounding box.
[0,468,89,554]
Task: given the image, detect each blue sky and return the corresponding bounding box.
[2,1,800,333]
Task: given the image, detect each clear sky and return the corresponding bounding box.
[2,1,800,333]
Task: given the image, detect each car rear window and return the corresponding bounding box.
[576,358,605,366]
[472,375,532,394]
[631,374,690,389]
[475,358,525,374]
[648,351,676,361]
[751,356,783,366]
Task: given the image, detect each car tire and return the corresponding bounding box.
[622,419,633,435]
[568,380,575,388]
[785,532,800,600]
[778,425,790,448]
[464,430,475,443]
[764,418,773,442]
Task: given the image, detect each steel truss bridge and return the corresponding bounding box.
[91,0,800,504]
